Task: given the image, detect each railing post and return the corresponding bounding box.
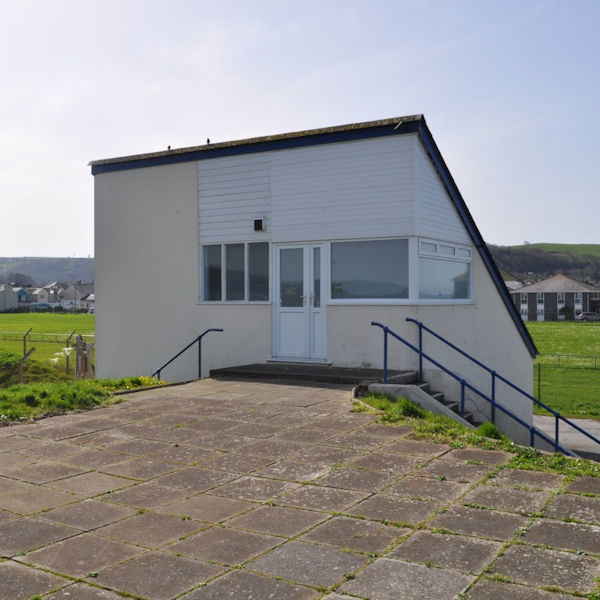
[530,427,535,448]
[460,380,465,417]
[537,363,541,401]
[555,415,559,450]
[198,336,202,379]
[491,371,496,424]
[383,329,388,384]
[418,323,423,382]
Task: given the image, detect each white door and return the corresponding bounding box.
[275,244,326,359]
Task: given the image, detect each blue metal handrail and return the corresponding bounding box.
[404,318,600,455]
[151,328,223,380]
[371,321,592,456]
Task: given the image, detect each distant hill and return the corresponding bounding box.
[489,244,600,283]
[0,257,94,286]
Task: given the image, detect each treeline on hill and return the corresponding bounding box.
[0,257,94,286]
[489,244,600,283]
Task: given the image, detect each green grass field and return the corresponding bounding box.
[512,243,600,257]
[0,313,94,365]
[525,321,600,419]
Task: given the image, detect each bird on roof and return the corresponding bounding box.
[206,138,210,145]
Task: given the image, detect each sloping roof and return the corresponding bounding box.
[89,115,537,357]
[516,274,598,294]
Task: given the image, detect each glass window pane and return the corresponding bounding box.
[420,241,437,254]
[280,248,303,307]
[249,242,269,301]
[203,245,222,301]
[313,247,320,307]
[419,257,470,299]
[440,245,455,256]
[331,239,409,299]
[457,248,471,258]
[226,244,245,301]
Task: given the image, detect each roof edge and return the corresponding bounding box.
[89,115,423,174]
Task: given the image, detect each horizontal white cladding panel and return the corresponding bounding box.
[415,141,470,244]
[199,134,421,244]
[199,153,272,244]
[271,136,417,241]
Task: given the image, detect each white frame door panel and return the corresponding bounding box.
[274,244,326,360]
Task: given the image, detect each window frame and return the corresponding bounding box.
[200,242,271,304]
[329,238,410,303]
[417,238,473,303]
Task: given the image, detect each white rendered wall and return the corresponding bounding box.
[95,162,271,381]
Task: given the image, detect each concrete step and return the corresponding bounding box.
[211,363,415,385]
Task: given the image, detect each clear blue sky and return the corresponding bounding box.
[1,0,598,256]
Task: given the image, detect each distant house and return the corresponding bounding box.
[29,287,50,307]
[92,115,538,444]
[12,287,33,305]
[0,285,18,311]
[511,274,600,321]
[62,282,94,310]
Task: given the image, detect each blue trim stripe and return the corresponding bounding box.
[90,121,420,175]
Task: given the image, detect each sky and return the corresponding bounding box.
[1,0,599,257]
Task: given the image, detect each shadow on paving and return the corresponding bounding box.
[0,378,599,600]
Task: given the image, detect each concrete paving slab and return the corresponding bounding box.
[0,561,69,599]
[97,511,205,548]
[462,485,550,515]
[490,468,565,490]
[389,530,502,573]
[179,569,319,599]
[490,544,600,593]
[525,518,600,553]
[466,580,580,599]
[248,540,367,587]
[428,505,528,540]
[0,482,79,514]
[568,476,600,495]
[95,551,224,600]
[346,493,439,526]
[210,475,299,501]
[545,493,600,524]
[202,452,276,473]
[99,482,189,509]
[18,532,143,577]
[386,475,470,502]
[44,582,126,599]
[417,459,494,483]
[254,459,331,482]
[156,492,254,522]
[384,439,451,457]
[39,498,137,530]
[154,467,237,492]
[100,456,181,480]
[48,472,134,496]
[349,451,421,474]
[0,517,76,557]
[301,515,408,553]
[339,557,475,600]
[226,504,327,537]
[443,448,513,465]
[278,484,368,512]
[168,525,281,564]
[315,466,396,491]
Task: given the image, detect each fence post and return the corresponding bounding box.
[418,323,423,382]
[460,380,465,418]
[23,327,32,357]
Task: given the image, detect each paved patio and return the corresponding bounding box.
[0,378,599,600]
